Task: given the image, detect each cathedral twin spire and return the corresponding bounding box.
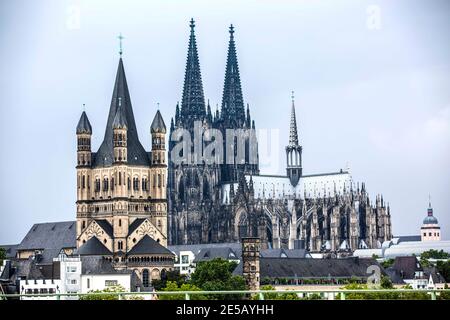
[177,19,248,129]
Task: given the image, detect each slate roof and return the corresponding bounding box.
[169,243,310,262]
[233,257,383,279]
[0,260,12,281]
[194,247,239,263]
[390,256,423,279]
[151,110,166,133]
[76,237,112,256]
[261,249,310,259]
[112,99,128,129]
[128,235,174,255]
[95,219,114,238]
[17,221,76,251]
[81,256,131,275]
[169,243,242,259]
[395,235,422,244]
[128,218,146,236]
[0,244,18,259]
[76,111,92,134]
[93,58,150,167]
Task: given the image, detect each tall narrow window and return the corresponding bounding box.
[82,175,86,189]
[142,269,149,287]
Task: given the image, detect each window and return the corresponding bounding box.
[82,175,85,189]
[87,278,90,289]
[142,269,149,287]
[95,179,101,192]
[119,219,122,227]
[128,177,131,190]
[105,280,118,287]
[181,255,189,264]
[118,241,123,250]
[67,279,77,285]
[67,266,77,273]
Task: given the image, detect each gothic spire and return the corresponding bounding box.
[289,91,299,146]
[180,18,206,122]
[93,57,149,167]
[221,24,245,127]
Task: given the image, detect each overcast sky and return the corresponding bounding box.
[0,0,449,244]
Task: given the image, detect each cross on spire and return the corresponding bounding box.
[117,33,124,56]
[291,90,295,103]
[190,18,195,32]
[229,24,234,36]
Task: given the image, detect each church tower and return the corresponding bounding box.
[286,93,302,187]
[75,51,173,281]
[218,24,259,182]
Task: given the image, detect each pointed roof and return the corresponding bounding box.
[221,24,245,127]
[76,111,92,134]
[93,58,150,167]
[128,235,173,255]
[180,18,206,122]
[151,110,166,133]
[76,237,112,256]
[112,97,128,129]
[288,93,299,146]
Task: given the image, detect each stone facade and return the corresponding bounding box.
[75,56,174,285]
[241,237,260,291]
[168,20,393,252]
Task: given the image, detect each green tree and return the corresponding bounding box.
[80,285,126,300]
[190,258,246,299]
[420,249,450,260]
[252,285,299,300]
[380,276,393,289]
[159,281,205,300]
[381,259,395,269]
[0,247,5,264]
[436,260,450,282]
[152,270,187,290]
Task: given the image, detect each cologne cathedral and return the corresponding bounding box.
[168,20,393,252]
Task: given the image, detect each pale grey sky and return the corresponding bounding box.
[0,0,449,244]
